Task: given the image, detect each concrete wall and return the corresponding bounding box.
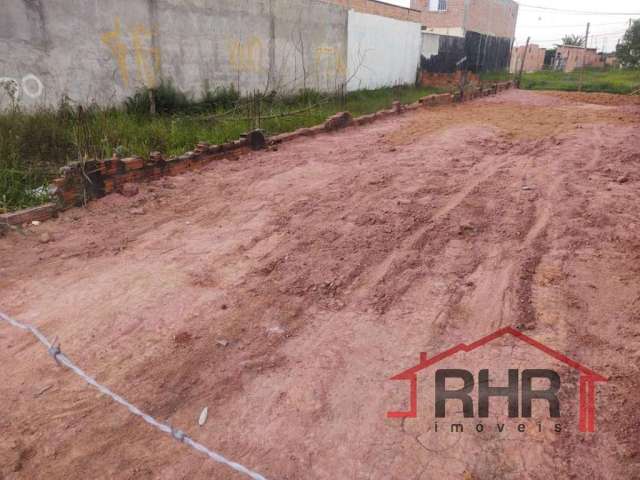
[0,0,348,108]
[347,11,422,91]
[421,33,441,61]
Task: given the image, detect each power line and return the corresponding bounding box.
[517,30,627,45]
[519,21,630,29]
[517,2,640,16]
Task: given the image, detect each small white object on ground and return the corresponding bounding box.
[199,407,209,426]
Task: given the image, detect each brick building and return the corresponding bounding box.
[326,0,519,42]
[554,45,603,72]
[327,0,422,22]
[413,0,519,74]
[510,43,546,73]
[411,0,518,39]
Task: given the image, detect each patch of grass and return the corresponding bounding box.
[520,68,640,94]
[479,71,514,83]
[0,84,443,212]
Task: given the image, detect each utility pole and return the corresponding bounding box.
[517,36,531,88]
[578,22,590,92]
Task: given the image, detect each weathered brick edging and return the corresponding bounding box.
[1,203,58,230]
[3,81,514,228]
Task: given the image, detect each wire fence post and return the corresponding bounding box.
[517,37,531,88]
[578,22,591,92]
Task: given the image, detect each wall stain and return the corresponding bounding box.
[228,36,265,73]
[22,0,50,51]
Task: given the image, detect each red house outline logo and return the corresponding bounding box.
[387,327,608,433]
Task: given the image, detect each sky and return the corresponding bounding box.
[384,0,639,51]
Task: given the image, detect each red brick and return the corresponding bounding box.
[99,159,121,175]
[168,162,188,176]
[121,157,145,171]
[0,203,57,226]
[103,179,115,194]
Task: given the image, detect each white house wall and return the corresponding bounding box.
[347,11,422,91]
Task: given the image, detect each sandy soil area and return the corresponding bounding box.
[1,90,639,479]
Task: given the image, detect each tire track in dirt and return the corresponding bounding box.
[352,153,511,314]
[2,91,640,479]
[392,125,591,479]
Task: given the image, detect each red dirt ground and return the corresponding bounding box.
[1,90,640,479]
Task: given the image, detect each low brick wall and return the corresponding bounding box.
[49,140,254,209]
[1,203,58,228]
[3,81,514,228]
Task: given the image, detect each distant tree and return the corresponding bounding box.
[562,34,585,47]
[616,19,640,68]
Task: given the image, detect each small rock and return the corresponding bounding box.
[31,220,41,226]
[129,207,146,216]
[266,325,286,336]
[198,407,208,426]
[39,232,52,244]
[247,129,267,150]
[522,186,536,191]
[121,183,139,198]
[616,174,629,184]
[221,304,228,310]
[458,224,474,235]
[216,339,229,347]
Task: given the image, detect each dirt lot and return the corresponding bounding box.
[1,90,640,479]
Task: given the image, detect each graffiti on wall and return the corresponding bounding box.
[315,46,347,76]
[226,37,346,88]
[0,74,44,102]
[100,17,347,93]
[101,17,160,89]
[228,36,265,73]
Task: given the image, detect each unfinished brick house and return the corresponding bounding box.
[553,45,603,72]
[411,0,519,73]
[327,0,422,22]
[510,43,546,73]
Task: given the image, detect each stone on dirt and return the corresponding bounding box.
[121,183,139,198]
[198,407,208,426]
[324,112,353,131]
[38,232,52,244]
[246,129,267,151]
[616,174,629,184]
[266,325,286,336]
[129,208,146,216]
